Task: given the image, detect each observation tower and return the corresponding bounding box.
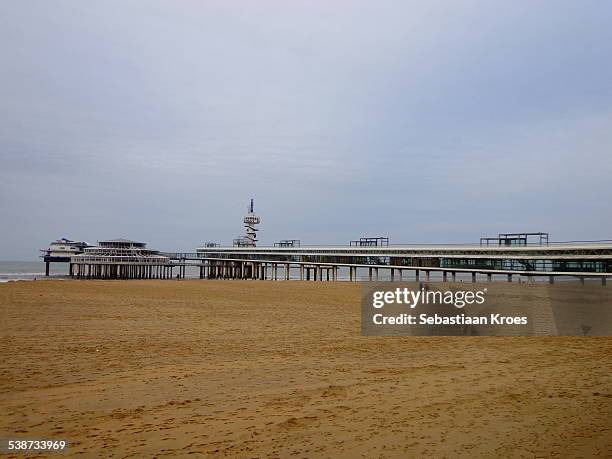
[242,199,260,247]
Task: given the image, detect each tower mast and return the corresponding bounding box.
[243,198,260,246]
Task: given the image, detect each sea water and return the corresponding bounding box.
[0,261,70,282]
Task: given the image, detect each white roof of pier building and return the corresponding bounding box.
[72,239,169,265]
[98,238,147,248]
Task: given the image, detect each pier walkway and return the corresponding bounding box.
[46,241,612,284]
[156,241,612,284]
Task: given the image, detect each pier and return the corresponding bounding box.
[185,242,612,285]
[43,241,612,284]
[42,202,611,284]
[70,239,188,280]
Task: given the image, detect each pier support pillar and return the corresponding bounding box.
[415,270,420,282]
[602,277,607,286]
[390,268,395,281]
[285,264,290,280]
[507,274,512,282]
[425,270,430,282]
[451,272,456,282]
[580,276,585,285]
[399,269,403,281]
[443,271,447,282]
[300,265,304,281]
[487,273,492,283]
[549,275,555,284]
[45,262,50,277]
[368,268,372,282]
[471,272,476,283]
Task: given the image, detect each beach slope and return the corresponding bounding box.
[1,280,610,457]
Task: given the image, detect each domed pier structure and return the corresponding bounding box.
[70,239,178,280]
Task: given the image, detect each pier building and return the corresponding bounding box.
[41,238,90,276]
[70,239,180,279]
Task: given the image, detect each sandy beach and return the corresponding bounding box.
[1,280,611,457]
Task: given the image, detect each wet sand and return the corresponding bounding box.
[1,280,611,457]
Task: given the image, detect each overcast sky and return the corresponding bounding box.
[1,0,611,259]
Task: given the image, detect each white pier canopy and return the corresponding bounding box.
[70,239,173,279]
